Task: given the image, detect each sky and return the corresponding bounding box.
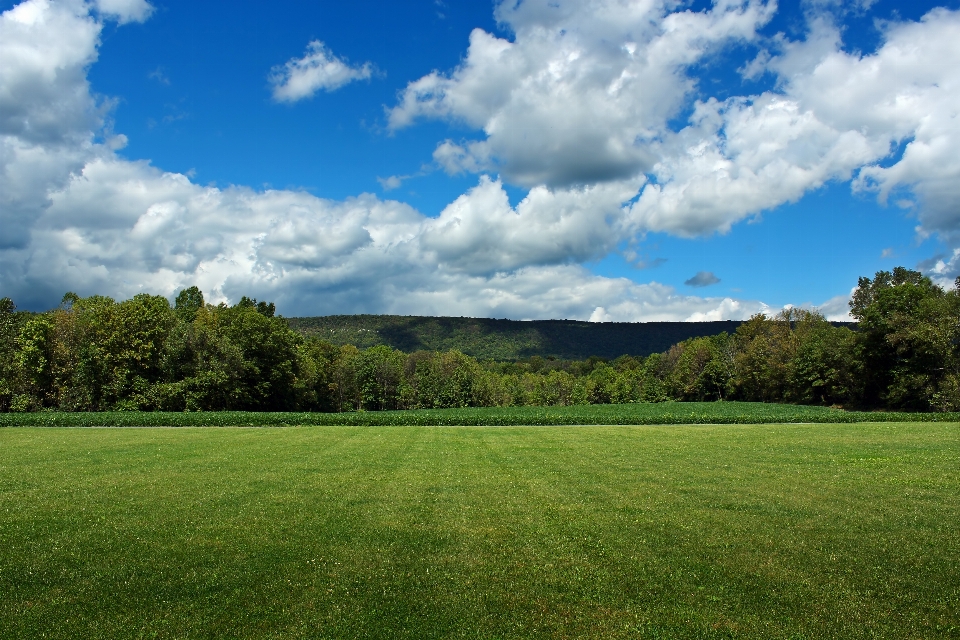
[2,0,960,321]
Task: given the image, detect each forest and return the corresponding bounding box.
[1,267,957,413]
[287,314,749,361]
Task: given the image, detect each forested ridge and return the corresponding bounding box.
[1,267,958,413]
[287,315,751,361]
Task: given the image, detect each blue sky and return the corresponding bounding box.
[2,0,959,320]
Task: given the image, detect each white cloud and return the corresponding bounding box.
[921,249,960,290]
[838,9,960,242]
[13,151,758,320]
[0,0,765,322]
[390,0,777,188]
[627,93,882,236]
[621,7,960,242]
[269,40,373,103]
[6,0,960,323]
[432,140,486,175]
[389,0,960,260]
[802,0,878,14]
[94,0,152,24]
[418,175,642,276]
[685,297,756,322]
[0,0,104,248]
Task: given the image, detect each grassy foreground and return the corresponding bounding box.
[1,401,959,427]
[1,424,958,639]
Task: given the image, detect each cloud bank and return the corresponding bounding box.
[3,0,960,321]
[392,0,960,248]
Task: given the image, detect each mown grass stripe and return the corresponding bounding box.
[0,423,957,638]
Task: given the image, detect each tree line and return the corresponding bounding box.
[1,267,957,413]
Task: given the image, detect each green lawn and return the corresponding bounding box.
[1,424,958,638]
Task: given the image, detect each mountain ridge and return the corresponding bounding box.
[287,315,756,361]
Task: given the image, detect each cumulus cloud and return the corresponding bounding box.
[8,152,767,321]
[389,0,777,188]
[684,271,721,287]
[15,151,753,320]
[389,0,960,260]
[269,40,373,102]
[627,93,883,236]
[6,0,960,322]
[432,140,487,176]
[630,8,960,240]
[0,0,767,322]
[418,175,642,276]
[921,249,960,290]
[0,0,104,248]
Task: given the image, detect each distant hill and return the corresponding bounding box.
[287,315,750,361]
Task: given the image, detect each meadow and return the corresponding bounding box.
[1,401,959,427]
[1,422,958,638]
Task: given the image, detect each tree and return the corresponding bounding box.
[216,300,302,410]
[730,313,797,402]
[295,338,341,411]
[586,363,617,404]
[329,345,360,412]
[355,345,405,410]
[15,315,56,409]
[786,310,856,406]
[850,267,959,410]
[0,298,21,411]
[174,286,204,323]
[666,335,732,401]
[402,350,485,409]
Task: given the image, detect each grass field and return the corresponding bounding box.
[1,401,959,427]
[1,423,958,638]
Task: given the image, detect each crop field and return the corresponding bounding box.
[1,401,959,427]
[1,423,958,639]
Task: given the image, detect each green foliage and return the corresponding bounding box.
[174,286,204,323]
[403,349,488,409]
[850,267,960,410]
[787,311,857,405]
[2,402,957,427]
[355,344,405,410]
[664,334,732,401]
[15,315,56,407]
[3,290,308,412]
[288,314,747,360]
[1,266,957,414]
